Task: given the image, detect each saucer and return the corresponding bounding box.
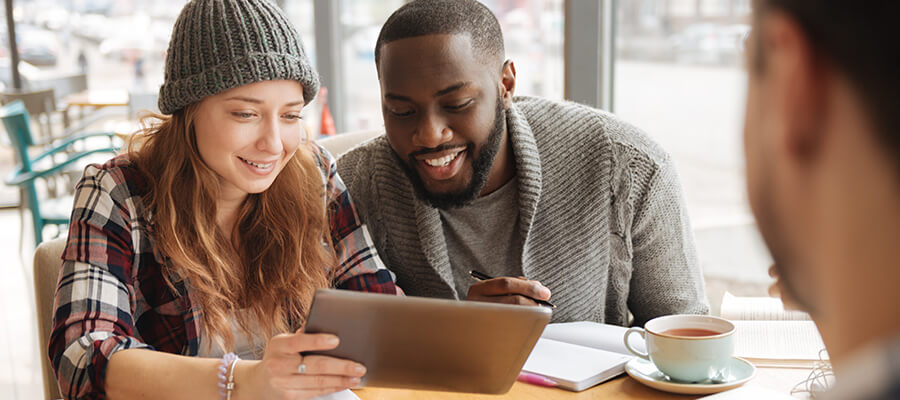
[624,357,756,395]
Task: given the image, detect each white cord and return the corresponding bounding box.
[791,348,834,398]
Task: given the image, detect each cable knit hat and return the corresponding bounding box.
[158,0,319,114]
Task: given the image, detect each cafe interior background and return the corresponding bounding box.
[0,0,764,398]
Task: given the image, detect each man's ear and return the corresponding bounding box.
[499,59,516,107]
[765,11,828,162]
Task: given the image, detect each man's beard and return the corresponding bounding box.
[397,95,507,210]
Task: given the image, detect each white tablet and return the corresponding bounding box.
[303,289,552,394]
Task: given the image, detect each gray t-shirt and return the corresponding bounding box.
[439,177,524,298]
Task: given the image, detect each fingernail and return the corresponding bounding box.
[540,287,551,298]
[355,365,366,374]
[350,377,361,384]
[325,336,339,346]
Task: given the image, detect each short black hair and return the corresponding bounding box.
[754,1,900,165]
[374,0,505,69]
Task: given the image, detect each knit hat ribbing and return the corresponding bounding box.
[158,0,319,115]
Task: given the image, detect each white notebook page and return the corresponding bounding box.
[522,338,632,391]
[540,321,645,354]
[733,320,826,360]
[721,292,811,321]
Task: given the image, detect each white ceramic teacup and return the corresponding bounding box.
[623,315,735,383]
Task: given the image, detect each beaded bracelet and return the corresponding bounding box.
[217,352,240,400]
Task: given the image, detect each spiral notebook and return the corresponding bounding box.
[521,322,638,391]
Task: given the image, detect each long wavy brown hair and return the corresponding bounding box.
[128,105,335,351]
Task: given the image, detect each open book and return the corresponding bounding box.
[721,292,827,368]
[521,322,637,391]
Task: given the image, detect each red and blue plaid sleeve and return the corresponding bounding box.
[49,160,153,399]
[312,143,401,295]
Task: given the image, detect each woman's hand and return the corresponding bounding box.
[768,264,802,311]
[242,329,366,400]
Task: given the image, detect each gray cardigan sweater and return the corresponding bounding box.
[337,96,708,326]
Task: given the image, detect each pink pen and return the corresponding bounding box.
[517,371,558,388]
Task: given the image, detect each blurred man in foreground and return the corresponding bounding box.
[744,1,900,398]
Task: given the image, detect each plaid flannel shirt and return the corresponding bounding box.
[49,143,399,399]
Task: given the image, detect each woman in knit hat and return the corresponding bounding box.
[48,1,398,398]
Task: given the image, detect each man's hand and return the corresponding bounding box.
[768,264,802,310]
[466,276,552,306]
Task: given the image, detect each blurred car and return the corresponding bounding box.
[670,23,750,66]
[14,25,60,66]
[74,0,114,16]
[100,36,156,61]
[20,45,57,66]
[71,13,113,42]
[0,58,41,91]
[35,7,70,31]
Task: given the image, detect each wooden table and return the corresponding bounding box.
[63,89,130,109]
[61,89,131,132]
[354,367,810,399]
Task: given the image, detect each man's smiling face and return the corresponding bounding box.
[377,33,508,209]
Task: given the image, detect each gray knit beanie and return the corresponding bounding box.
[158,0,319,115]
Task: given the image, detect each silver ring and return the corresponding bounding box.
[297,363,307,374]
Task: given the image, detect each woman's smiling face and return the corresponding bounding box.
[193,80,306,200]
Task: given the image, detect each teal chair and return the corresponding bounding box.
[0,100,119,245]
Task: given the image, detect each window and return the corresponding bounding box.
[613,0,770,295]
[338,0,405,132]
[484,0,564,100]
[11,0,187,92]
[281,0,318,130]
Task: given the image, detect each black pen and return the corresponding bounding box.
[468,270,557,309]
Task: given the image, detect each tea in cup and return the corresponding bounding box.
[623,315,735,383]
